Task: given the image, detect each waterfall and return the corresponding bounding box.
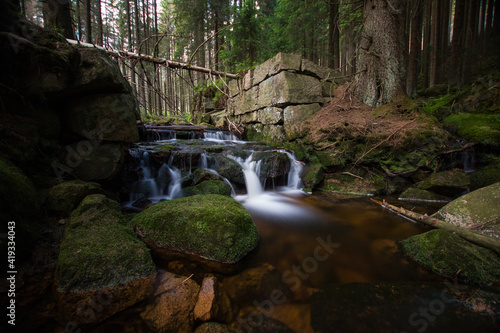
[203,130,241,143]
[229,154,264,198]
[283,151,304,190]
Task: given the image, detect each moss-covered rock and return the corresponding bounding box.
[183,180,232,197]
[401,229,500,285]
[416,170,470,197]
[301,163,324,191]
[55,194,156,324]
[398,187,450,202]
[443,113,500,146]
[0,158,40,261]
[253,151,290,178]
[46,179,101,215]
[321,173,385,196]
[182,169,222,187]
[211,154,245,186]
[433,182,500,239]
[131,194,259,272]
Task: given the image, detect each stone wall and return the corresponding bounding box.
[226,53,342,144]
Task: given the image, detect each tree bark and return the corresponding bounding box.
[449,0,466,87]
[42,0,75,39]
[407,0,423,97]
[328,0,340,69]
[429,0,440,87]
[355,0,407,106]
[85,0,91,43]
[96,0,103,45]
[422,0,432,88]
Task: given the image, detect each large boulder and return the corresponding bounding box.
[211,155,245,186]
[398,187,449,202]
[416,170,470,197]
[401,229,500,285]
[69,142,125,181]
[55,194,156,325]
[73,48,132,95]
[141,270,200,333]
[252,53,302,86]
[46,179,100,215]
[131,195,259,273]
[253,151,291,179]
[433,182,500,239]
[67,93,139,142]
[183,180,233,197]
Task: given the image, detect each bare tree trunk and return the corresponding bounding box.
[42,0,75,39]
[450,0,466,87]
[422,0,432,88]
[429,0,440,87]
[407,0,423,97]
[96,0,103,45]
[355,0,407,106]
[85,0,91,43]
[438,0,451,83]
[328,0,340,69]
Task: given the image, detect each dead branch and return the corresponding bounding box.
[370,198,500,254]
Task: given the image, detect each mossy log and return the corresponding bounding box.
[370,198,500,254]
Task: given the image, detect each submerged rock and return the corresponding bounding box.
[182,169,222,187]
[194,276,233,323]
[416,169,470,197]
[194,322,232,333]
[141,270,200,333]
[55,194,156,325]
[401,229,500,285]
[254,151,290,179]
[311,281,500,333]
[46,179,100,215]
[132,194,259,273]
[211,154,245,185]
[433,182,500,239]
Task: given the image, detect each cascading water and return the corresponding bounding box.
[124,127,305,209]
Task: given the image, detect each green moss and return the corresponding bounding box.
[131,194,259,263]
[302,163,324,190]
[321,173,382,196]
[183,180,232,197]
[46,180,101,215]
[398,188,449,202]
[443,113,500,146]
[401,229,500,285]
[56,194,155,292]
[416,170,470,196]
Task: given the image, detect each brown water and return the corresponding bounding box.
[240,191,441,288]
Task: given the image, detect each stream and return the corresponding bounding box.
[113,125,499,332]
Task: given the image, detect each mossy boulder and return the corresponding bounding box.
[443,113,500,146]
[301,163,324,191]
[401,229,500,285]
[182,169,222,187]
[183,180,233,197]
[416,170,470,197]
[0,158,40,261]
[211,155,245,186]
[398,188,449,202]
[131,194,259,273]
[433,182,500,239]
[46,179,101,215]
[55,194,156,324]
[253,151,290,178]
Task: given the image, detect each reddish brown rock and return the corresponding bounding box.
[140,270,200,333]
[194,276,233,323]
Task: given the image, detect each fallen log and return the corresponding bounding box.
[66,39,238,79]
[370,198,500,254]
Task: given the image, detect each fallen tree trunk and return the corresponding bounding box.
[66,39,238,79]
[370,198,500,254]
